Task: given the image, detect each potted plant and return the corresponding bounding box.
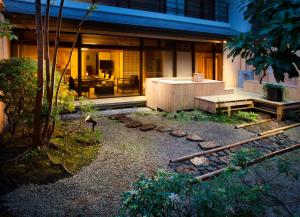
[263,83,285,102]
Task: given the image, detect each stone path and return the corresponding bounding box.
[169,133,299,176]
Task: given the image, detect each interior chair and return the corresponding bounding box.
[117,75,139,94]
[69,76,90,97]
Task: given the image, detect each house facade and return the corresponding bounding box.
[2,0,251,99]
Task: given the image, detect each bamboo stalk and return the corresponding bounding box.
[170,131,283,163]
[235,118,273,129]
[258,123,300,136]
[196,143,300,181]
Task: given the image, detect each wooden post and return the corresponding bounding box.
[173,41,177,77]
[258,123,300,136]
[139,38,143,95]
[78,34,82,97]
[277,106,283,120]
[235,118,273,129]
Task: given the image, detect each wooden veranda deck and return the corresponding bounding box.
[195,89,300,120]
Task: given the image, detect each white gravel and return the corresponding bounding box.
[2,111,255,217]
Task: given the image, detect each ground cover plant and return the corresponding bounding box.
[162,110,258,124]
[0,104,101,194]
[119,149,300,217]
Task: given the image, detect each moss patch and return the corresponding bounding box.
[0,122,102,196]
[162,110,258,124]
[47,132,101,175]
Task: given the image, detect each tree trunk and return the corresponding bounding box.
[32,0,44,146]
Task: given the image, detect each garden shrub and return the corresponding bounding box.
[0,58,37,140]
[0,57,76,143]
[119,169,264,217]
[119,149,300,217]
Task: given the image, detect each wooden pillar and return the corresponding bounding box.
[139,38,143,95]
[212,43,216,80]
[192,42,195,75]
[173,41,177,77]
[78,34,82,97]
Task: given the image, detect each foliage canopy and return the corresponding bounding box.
[227,0,300,82]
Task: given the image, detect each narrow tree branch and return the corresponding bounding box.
[44,0,51,102]
[32,0,44,146]
[41,0,64,144]
[54,8,93,107]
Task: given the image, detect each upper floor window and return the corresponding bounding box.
[92,0,228,22]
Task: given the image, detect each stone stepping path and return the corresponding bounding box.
[170,130,187,138]
[190,156,209,166]
[109,115,208,146]
[108,114,126,120]
[198,141,219,150]
[125,121,142,128]
[118,116,133,123]
[140,124,157,131]
[156,126,173,132]
[170,134,298,177]
[175,165,198,175]
[186,133,204,142]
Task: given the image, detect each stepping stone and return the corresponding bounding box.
[230,146,241,153]
[156,126,173,132]
[140,124,157,131]
[108,114,126,120]
[208,156,218,162]
[175,165,197,174]
[118,116,133,123]
[198,141,218,150]
[219,156,229,164]
[170,130,187,138]
[190,156,209,166]
[186,133,204,142]
[206,166,216,172]
[125,121,142,128]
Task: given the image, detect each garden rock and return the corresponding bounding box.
[125,121,142,128]
[118,116,133,123]
[175,165,198,174]
[140,124,157,131]
[170,130,187,138]
[108,114,126,120]
[156,126,172,132]
[186,133,204,142]
[199,141,218,150]
[190,156,209,166]
[230,146,241,153]
[220,156,229,164]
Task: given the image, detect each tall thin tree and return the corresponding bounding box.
[33,0,96,146]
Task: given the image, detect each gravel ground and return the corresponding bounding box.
[284,126,300,143]
[2,111,261,217]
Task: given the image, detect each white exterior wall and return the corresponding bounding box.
[222,0,251,88]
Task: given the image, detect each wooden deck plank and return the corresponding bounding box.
[195,90,300,120]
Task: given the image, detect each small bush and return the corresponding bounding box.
[235,111,258,122]
[0,58,37,140]
[119,150,300,217]
[119,169,264,217]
